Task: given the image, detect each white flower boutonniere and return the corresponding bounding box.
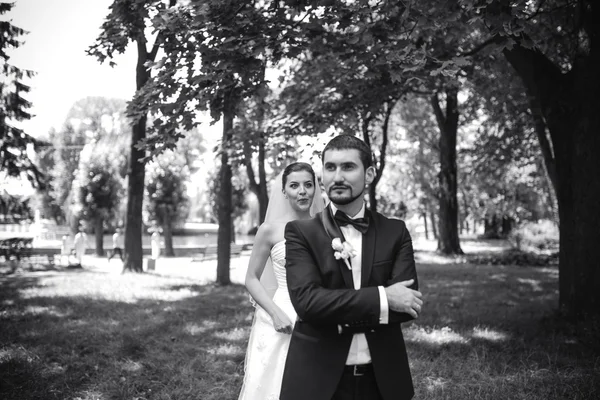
[331,237,357,270]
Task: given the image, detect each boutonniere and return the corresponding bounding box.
[331,237,357,270]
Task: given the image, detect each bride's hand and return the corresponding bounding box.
[271,309,293,334]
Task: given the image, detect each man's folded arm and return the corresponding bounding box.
[285,222,381,326]
[385,222,419,325]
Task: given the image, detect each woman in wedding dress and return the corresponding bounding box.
[239,162,324,400]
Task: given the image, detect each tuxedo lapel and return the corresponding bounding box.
[361,209,376,288]
[320,204,354,289]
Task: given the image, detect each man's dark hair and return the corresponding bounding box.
[321,134,373,169]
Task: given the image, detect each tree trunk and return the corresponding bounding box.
[484,214,499,238]
[362,101,393,212]
[123,37,151,273]
[529,96,558,195]
[257,139,268,223]
[422,212,429,240]
[430,210,438,239]
[503,34,600,317]
[244,135,268,224]
[94,216,104,256]
[431,88,463,254]
[123,114,146,272]
[216,98,234,286]
[530,97,560,224]
[163,218,174,257]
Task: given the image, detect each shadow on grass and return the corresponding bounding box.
[407,263,600,399]
[0,269,254,400]
[1,260,598,400]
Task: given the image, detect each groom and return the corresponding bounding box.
[281,134,422,400]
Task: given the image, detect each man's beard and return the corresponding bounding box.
[328,186,364,205]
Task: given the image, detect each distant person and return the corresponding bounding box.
[108,228,124,262]
[150,226,161,260]
[73,227,88,267]
[61,235,69,255]
[61,235,71,265]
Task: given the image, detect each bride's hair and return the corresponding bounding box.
[282,162,316,188]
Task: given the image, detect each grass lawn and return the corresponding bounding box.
[1,254,599,400]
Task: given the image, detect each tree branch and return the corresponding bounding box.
[458,34,504,57]
[148,0,176,61]
[529,95,558,195]
[243,138,259,196]
[372,100,395,187]
[430,92,445,129]
[502,38,566,110]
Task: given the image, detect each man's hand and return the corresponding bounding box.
[384,279,423,319]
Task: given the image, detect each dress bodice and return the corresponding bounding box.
[270,241,287,292]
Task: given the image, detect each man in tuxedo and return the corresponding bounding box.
[281,134,422,400]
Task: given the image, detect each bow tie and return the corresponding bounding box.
[334,210,370,234]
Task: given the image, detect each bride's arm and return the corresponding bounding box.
[245,224,293,333]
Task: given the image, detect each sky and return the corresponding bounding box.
[7,0,137,138]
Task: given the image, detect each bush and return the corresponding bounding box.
[509,220,559,251]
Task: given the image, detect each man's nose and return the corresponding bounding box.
[333,168,344,183]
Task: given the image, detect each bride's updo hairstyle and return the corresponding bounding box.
[282,162,316,188]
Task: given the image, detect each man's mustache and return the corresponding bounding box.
[329,185,350,192]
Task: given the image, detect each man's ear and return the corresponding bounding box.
[365,166,376,185]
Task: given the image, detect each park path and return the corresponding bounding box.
[81,237,511,284]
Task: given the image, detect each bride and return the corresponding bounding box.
[238,162,324,400]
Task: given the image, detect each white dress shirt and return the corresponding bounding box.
[330,203,389,365]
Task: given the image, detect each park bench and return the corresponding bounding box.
[192,243,245,262]
[0,237,58,265]
[0,237,33,261]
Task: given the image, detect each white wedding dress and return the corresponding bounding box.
[239,241,296,400]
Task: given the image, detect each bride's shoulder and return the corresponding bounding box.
[255,221,286,245]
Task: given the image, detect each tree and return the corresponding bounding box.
[278,52,402,212]
[35,129,64,223]
[50,122,87,221]
[0,2,43,187]
[400,95,441,239]
[235,90,269,225]
[88,0,176,272]
[145,151,190,257]
[208,164,249,242]
[128,1,319,284]
[0,191,33,223]
[45,97,128,226]
[72,148,123,256]
[431,86,463,254]
[463,57,557,235]
[460,0,600,316]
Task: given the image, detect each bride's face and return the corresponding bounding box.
[283,170,315,212]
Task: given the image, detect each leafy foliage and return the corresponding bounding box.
[207,164,248,225]
[0,191,33,223]
[509,219,559,252]
[0,2,42,186]
[71,148,123,230]
[144,151,190,228]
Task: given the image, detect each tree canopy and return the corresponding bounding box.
[0,2,42,187]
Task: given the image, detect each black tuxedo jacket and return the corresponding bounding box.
[280,205,418,400]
